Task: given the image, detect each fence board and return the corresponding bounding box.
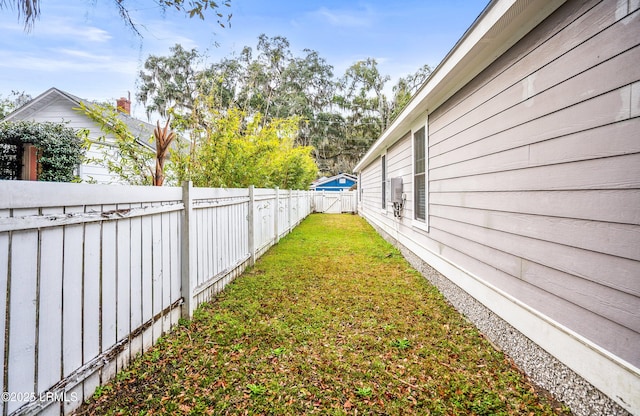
[161,212,172,334]
[116,214,132,371]
[151,212,163,342]
[37,216,63,393]
[117,215,131,342]
[62,216,83,380]
[207,207,214,282]
[129,212,143,357]
[83,221,101,363]
[7,229,38,414]
[0,182,183,209]
[0,230,8,399]
[170,211,181,306]
[101,214,117,383]
[0,182,312,416]
[141,214,153,353]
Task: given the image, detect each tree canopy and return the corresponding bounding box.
[0,90,32,119]
[1,0,232,35]
[138,36,432,176]
[170,92,317,190]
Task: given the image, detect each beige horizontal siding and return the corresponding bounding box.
[429,0,634,141]
[360,159,383,213]
[431,85,638,168]
[432,153,640,192]
[425,0,640,366]
[426,227,640,365]
[430,204,640,262]
[430,119,639,181]
[431,46,639,160]
[430,190,640,225]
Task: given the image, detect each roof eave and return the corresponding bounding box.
[1,87,80,122]
[354,0,566,172]
[313,172,358,187]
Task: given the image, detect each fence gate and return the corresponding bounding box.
[313,191,357,214]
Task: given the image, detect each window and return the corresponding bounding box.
[339,178,346,184]
[414,127,426,221]
[381,155,386,209]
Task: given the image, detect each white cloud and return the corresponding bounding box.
[311,6,375,28]
[30,19,112,42]
[54,48,112,61]
[0,21,24,32]
[138,20,199,51]
[0,50,137,74]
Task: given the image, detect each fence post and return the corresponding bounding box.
[181,181,194,319]
[274,186,279,244]
[288,189,293,232]
[296,190,300,225]
[248,185,256,266]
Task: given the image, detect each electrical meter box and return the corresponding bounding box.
[390,177,403,203]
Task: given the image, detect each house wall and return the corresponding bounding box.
[314,178,356,191]
[9,94,121,184]
[360,157,383,212]
[358,0,640,414]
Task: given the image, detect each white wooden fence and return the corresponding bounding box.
[312,190,357,214]
[0,180,312,416]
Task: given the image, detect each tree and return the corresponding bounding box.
[389,64,432,122]
[0,120,84,181]
[331,58,390,171]
[238,35,292,120]
[134,35,433,177]
[1,0,232,35]
[137,37,338,173]
[137,44,201,119]
[0,90,32,119]
[171,101,317,190]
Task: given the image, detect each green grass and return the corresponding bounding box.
[78,214,570,415]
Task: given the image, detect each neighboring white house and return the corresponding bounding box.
[1,87,155,184]
[355,1,639,415]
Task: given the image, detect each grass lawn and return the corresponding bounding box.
[78,214,570,415]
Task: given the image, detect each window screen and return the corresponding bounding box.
[381,155,386,209]
[414,127,426,221]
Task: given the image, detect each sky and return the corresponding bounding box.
[0,0,489,120]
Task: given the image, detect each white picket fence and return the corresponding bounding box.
[312,190,357,213]
[0,180,313,416]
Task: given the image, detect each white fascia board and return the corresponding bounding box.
[1,87,64,121]
[354,0,566,172]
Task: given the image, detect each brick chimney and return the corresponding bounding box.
[116,96,131,114]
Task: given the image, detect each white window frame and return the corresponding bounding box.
[381,153,387,213]
[412,115,429,232]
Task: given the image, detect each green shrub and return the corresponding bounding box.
[0,120,85,182]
